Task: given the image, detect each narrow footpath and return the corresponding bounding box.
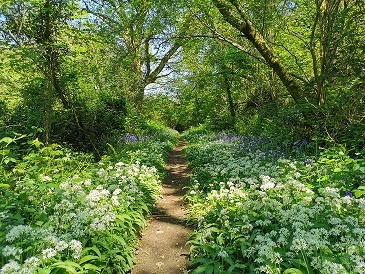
[131,140,192,274]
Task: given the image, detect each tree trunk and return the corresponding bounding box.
[221,66,236,120]
[212,0,308,107]
[44,0,69,107]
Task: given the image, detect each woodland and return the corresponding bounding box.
[0,0,364,273]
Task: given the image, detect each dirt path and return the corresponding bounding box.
[131,140,192,274]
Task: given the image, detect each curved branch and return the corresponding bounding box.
[212,0,308,106]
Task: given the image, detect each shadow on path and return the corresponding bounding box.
[131,140,193,274]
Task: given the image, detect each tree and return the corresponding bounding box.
[82,0,191,108]
[211,0,309,107]
[0,0,78,142]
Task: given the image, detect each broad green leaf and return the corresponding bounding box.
[353,189,365,198]
[79,255,99,264]
[192,265,209,274]
[51,264,78,274]
[37,268,51,274]
[283,268,304,274]
[0,137,14,145]
[191,258,211,265]
[81,246,102,257]
[83,263,102,271]
[51,261,82,271]
[227,263,247,273]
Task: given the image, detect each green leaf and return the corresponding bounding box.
[51,262,79,273]
[79,255,99,264]
[223,255,235,266]
[0,137,14,145]
[110,234,127,246]
[82,246,102,257]
[83,263,102,271]
[227,263,246,273]
[4,157,17,164]
[340,253,351,265]
[192,265,209,274]
[37,268,51,274]
[283,268,304,274]
[353,189,365,198]
[191,258,211,265]
[35,221,44,227]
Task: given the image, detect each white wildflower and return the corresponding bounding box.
[217,250,228,258]
[113,188,122,195]
[0,260,21,274]
[69,239,82,259]
[328,218,342,225]
[311,256,322,270]
[2,246,23,260]
[319,187,340,199]
[6,225,33,242]
[345,216,358,227]
[277,228,289,246]
[40,174,52,182]
[24,256,40,267]
[60,179,71,190]
[83,179,92,187]
[291,238,308,252]
[42,248,57,260]
[321,260,347,274]
[55,240,69,252]
[260,182,275,191]
[111,195,120,206]
[220,208,229,216]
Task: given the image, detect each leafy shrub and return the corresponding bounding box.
[106,126,179,175]
[184,131,365,274]
[0,127,177,273]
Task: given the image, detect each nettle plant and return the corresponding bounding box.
[184,132,365,274]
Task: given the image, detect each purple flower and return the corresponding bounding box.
[302,158,312,166]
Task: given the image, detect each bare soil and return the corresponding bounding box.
[131,140,193,274]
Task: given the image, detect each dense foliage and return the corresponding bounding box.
[0,0,364,273]
[0,128,178,273]
[183,128,365,274]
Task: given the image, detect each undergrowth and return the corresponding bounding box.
[0,127,178,273]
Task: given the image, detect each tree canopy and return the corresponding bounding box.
[0,0,364,149]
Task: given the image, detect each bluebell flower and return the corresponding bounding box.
[122,134,149,144]
[302,158,312,166]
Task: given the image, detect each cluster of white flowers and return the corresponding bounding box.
[5,225,33,243]
[39,174,52,182]
[0,260,21,274]
[68,239,82,259]
[259,175,276,191]
[185,134,365,274]
[41,248,57,260]
[217,250,228,258]
[1,158,163,272]
[2,246,23,260]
